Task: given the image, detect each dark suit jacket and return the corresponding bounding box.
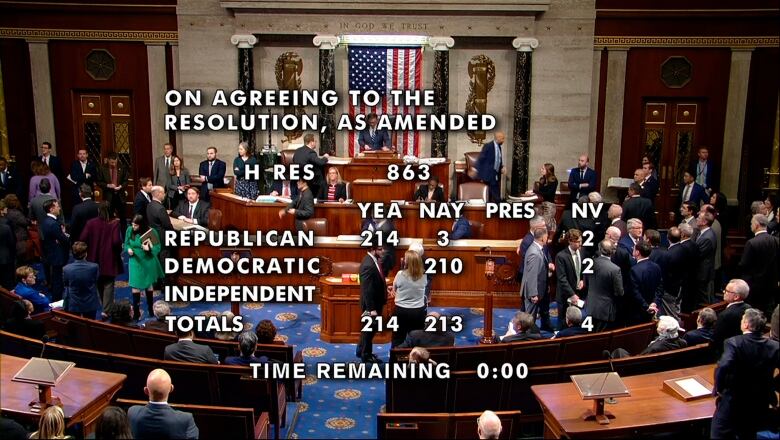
[502,330,543,343]
[555,247,586,306]
[0,168,18,199]
[711,302,750,357]
[164,340,218,364]
[63,259,100,314]
[451,216,471,240]
[413,184,445,203]
[679,182,708,207]
[36,154,63,179]
[534,179,558,203]
[639,175,659,200]
[630,259,664,310]
[292,146,328,190]
[359,254,387,313]
[173,199,210,227]
[695,228,716,282]
[147,200,174,236]
[476,140,503,183]
[690,160,717,190]
[398,329,455,348]
[611,245,635,297]
[648,247,670,274]
[270,180,299,199]
[143,319,172,334]
[128,403,199,439]
[553,326,588,338]
[287,188,314,231]
[69,198,99,242]
[682,327,714,346]
[567,167,597,201]
[40,215,69,266]
[617,235,638,257]
[358,127,391,151]
[622,196,656,230]
[586,256,624,323]
[198,159,227,199]
[97,165,129,202]
[0,220,16,267]
[68,160,97,191]
[639,336,687,355]
[739,232,780,311]
[318,182,347,202]
[664,242,693,298]
[134,191,152,218]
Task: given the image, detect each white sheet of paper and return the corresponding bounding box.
[49,300,64,309]
[676,378,710,397]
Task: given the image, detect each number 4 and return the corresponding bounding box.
[581,316,594,332]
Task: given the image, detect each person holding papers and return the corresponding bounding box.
[413,176,445,203]
[124,214,163,320]
[278,179,314,231]
[269,179,299,200]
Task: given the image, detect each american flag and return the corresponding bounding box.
[347,46,423,157]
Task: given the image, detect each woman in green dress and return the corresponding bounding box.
[124,214,163,320]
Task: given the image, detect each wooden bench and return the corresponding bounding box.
[377,410,523,439]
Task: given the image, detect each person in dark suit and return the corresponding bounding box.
[164,328,218,364]
[397,312,456,347]
[475,131,506,203]
[585,240,624,332]
[555,229,586,330]
[552,306,588,338]
[293,134,329,198]
[451,215,471,240]
[63,241,100,319]
[225,331,272,366]
[133,177,153,220]
[501,312,543,343]
[679,171,707,209]
[664,227,689,313]
[147,186,173,237]
[197,146,226,201]
[606,226,635,324]
[676,223,701,313]
[517,216,547,279]
[173,187,210,227]
[636,167,658,201]
[739,214,780,317]
[0,215,16,290]
[607,204,627,238]
[622,183,655,230]
[711,308,779,439]
[66,148,97,204]
[679,201,700,241]
[40,199,70,301]
[153,143,174,186]
[318,167,348,202]
[68,184,99,244]
[637,315,687,355]
[618,218,643,257]
[644,229,669,272]
[413,176,445,203]
[629,242,663,324]
[3,299,45,340]
[358,113,392,151]
[97,152,128,228]
[143,300,172,334]
[269,179,299,199]
[694,211,717,308]
[711,279,751,358]
[567,154,597,204]
[128,369,199,439]
[356,246,387,363]
[80,202,123,309]
[278,180,314,232]
[521,228,551,330]
[691,146,716,193]
[682,307,716,346]
[0,157,18,200]
[36,142,63,181]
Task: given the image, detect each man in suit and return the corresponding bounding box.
[40,199,70,301]
[278,180,314,232]
[607,204,627,238]
[0,157,18,200]
[711,279,751,358]
[134,177,153,220]
[676,223,701,313]
[66,148,97,205]
[640,162,659,200]
[398,312,456,347]
[606,226,634,313]
[694,211,717,308]
[521,228,552,330]
[664,227,689,315]
[475,131,506,203]
[679,201,699,241]
[555,229,586,330]
[357,246,387,363]
[618,218,643,257]
[577,192,609,246]
[679,170,707,209]
[198,146,226,201]
[711,308,779,439]
[739,214,780,317]
[0,216,16,289]
[143,300,172,334]
[174,187,210,227]
[622,183,655,229]
[413,176,445,202]
[68,184,99,244]
[358,113,392,151]
[269,179,299,199]
[63,241,100,319]
[164,328,218,364]
[517,216,547,278]
[128,369,199,439]
[147,186,173,237]
[97,152,128,226]
[629,242,663,324]
[225,331,272,366]
[154,143,174,186]
[36,141,63,181]
[293,134,329,198]
[567,154,597,204]
[553,306,589,338]
[691,146,716,194]
[682,307,716,346]
[586,240,624,332]
[644,229,669,273]
[501,312,543,343]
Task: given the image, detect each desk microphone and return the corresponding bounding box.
[40,335,51,359]
[602,350,618,404]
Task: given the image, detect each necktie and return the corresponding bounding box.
[573,251,581,283]
[208,161,213,176]
[697,162,706,186]
[282,183,290,197]
[188,204,194,219]
[111,168,117,186]
[165,157,170,169]
[370,129,375,141]
[494,143,501,172]
[0,172,4,185]
[683,184,691,201]
[580,169,584,180]
[81,162,86,173]
[44,156,48,166]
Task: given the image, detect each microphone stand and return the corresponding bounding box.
[603,349,618,404]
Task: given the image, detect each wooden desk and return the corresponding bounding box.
[319,277,393,343]
[329,158,450,202]
[211,191,530,240]
[532,364,715,439]
[1,354,126,437]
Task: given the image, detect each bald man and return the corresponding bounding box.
[568,154,597,203]
[476,132,506,203]
[128,369,199,439]
[477,410,502,439]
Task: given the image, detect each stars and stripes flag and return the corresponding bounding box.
[347,46,423,157]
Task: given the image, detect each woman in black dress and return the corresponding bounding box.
[530,163,558,202]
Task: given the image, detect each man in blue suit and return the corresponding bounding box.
[129,369,199,439]
[567,154,597,204]
[629,242,664,323]
[198,146,226,201]
[358,113,392,152]
[63,241,100,319]
[679,170,707,208]
[475,131,505,203]
[451,215,471,240]
[40,199,70,301]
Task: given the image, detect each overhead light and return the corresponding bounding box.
[339,34,429,46]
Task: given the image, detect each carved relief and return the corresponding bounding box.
[275,52,305,141]
[465,55,495,145]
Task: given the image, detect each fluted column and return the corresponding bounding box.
[429,37,454,158]
[231,34,258,152]
[28,39,57,149]
[510,37,538,196]
[314,35,339,155]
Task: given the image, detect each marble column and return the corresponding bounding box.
[600,47,628,196]
[27,39,57,149]
[170,42,183,155]
[722,48,752,205]
[314,35,339,155]
[429,37,454,158]
[510,37,538,196]
[146,42,169,157]
[231,34,258,152]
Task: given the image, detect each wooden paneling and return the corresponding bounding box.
[320,280,392,343]
[0,1,177,32]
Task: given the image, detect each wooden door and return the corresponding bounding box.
[73,92,135,216]
[641,100,703,228]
